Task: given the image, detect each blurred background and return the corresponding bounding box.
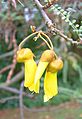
[0,0,82,119]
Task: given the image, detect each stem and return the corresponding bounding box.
[17,0,24,7]
[19,32,38,49]
[41,31,54,49]
[19,31,53,50]
[39,35,52,49]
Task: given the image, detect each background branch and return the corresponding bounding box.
[0,85,34,98]
[0,96,19,103]
[19,81,24,119]
[33,0,81,45]
[0,64,12,74]
[7,30,17,81]
[0,50,14,59]
[0,69,24,87]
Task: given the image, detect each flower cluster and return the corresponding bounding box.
[16,29,63,102]
[17,48,63,102]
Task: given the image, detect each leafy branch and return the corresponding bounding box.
[33,0,82,45]
[50,4,82,38]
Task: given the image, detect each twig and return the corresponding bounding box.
[0,64,12,74]
[19,81,24,119]
[0,86,34,98]
[17,0,24,7]
[51,27,81,45]
[36,22,45,31]
[0,69,24,87]
[0,69,34,98]
[33,0,81,45]
[0,96,19,103]
[5,30,9,44]
[33,0,53,26]
[0,86,23,94]
[12,0,17,8]
[43,0,58,9]
[7,30,17,81]
[0,50,14,59]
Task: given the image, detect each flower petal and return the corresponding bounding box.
[34,61,48,84]
[44,71,58,102]
[24,59,39,93]
[29,81,39,93]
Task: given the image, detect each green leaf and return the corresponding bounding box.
[72,19,76,24]
[57,7,61,10]
[63,11,67,15]
[54,4,59,8]
[65,18,69,22]
[75,24,79,28]
[61,16,66,20]
[69,22,73,26]
[57,11,61,15]
[60,9,64,12]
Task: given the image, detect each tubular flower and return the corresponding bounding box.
[17,48,39,93]
[34,50,55,92]
[44,58,63,102]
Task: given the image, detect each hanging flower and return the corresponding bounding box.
[17,48,39,93]
[34,49,63,102]
[34,50,56,93]
[17,30,63,102]
[44,58,63,102]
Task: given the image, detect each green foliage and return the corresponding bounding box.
[50,4,82,38]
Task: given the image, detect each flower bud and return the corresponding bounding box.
[48,58,63,72]
[40,50,55,62]
[17,48,34,62]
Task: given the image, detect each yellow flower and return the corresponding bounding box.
[34,50,55,93]
[34,50,63,102]
[17,48,39,93]
[44,58,63,102]
[17,48,63,102]
[44,71,58,102]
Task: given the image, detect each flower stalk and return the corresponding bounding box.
[19,30,53,50]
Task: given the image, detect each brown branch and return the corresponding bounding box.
[0,64,12,74]
[0,96,19,103]
[0,69,24,87]
[43,0,58,9]
[0,69,34,99]
[33,0,81,45]
[5,30,9,44]
[0,86,22,94]
[12,0,17,8]
[0,86,34,98]
[7,30,17,81]
[8,37,13,49]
